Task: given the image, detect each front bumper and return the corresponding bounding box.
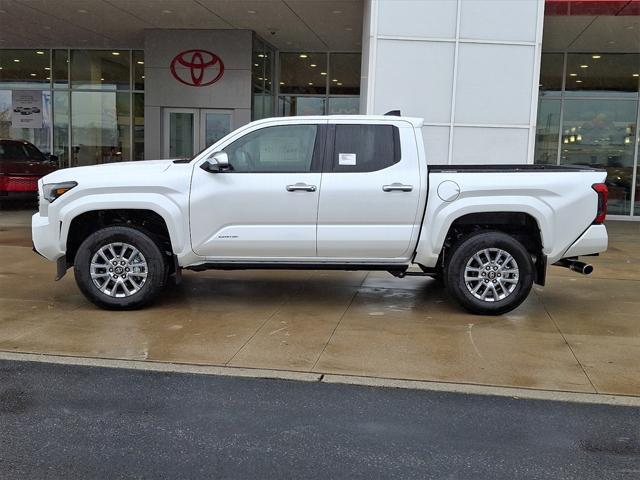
[563,224,608,258]
[32,213,64,261]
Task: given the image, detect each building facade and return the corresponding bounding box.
[0,0,638,217]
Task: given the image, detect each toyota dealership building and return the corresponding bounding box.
[0,0,639,218]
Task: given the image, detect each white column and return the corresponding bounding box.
[360,0,545,165]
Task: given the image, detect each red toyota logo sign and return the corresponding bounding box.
[170,49,225,87]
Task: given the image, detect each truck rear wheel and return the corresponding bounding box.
[445,231,534,315]
[74,226,167,310]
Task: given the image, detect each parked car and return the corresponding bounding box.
[32,115,609,314]
[0,139,58,205]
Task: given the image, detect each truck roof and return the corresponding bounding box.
[252,115,424,129]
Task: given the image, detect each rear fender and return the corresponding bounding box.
[414,198,552,268]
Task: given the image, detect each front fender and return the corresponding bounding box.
[56,193,189,257]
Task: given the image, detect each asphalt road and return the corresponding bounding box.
[1,360,639,479]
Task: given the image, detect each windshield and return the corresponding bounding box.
[0,141,45,161]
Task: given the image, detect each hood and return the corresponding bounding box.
[41,159,178,184]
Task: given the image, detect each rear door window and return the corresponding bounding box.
[330,124,401,173]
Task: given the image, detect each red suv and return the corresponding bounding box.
[0,139,58,205]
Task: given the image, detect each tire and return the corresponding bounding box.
[444,231,534,315]
[74,226,167,310]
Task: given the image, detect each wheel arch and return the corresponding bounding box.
[416,210,547,285]
[57,194,187,264]
[64,207,178,268]
[415,200,551,266]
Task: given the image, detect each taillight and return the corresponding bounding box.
[592,183,608,224]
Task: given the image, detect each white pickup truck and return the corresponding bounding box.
[32,115,609,315]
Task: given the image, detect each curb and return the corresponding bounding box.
[1,350,639,407]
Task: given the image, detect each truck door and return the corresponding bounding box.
[316,121,423,260]
[190,121,325,259]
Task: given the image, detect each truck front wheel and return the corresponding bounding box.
[74,226,167,309]
[445,231,534,315]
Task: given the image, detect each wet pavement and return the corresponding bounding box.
[1,208,639,396]
[1,359,639,480]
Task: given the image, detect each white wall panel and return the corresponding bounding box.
[422,126,450,165]
[452,127,529,164]
[378,0,458,39]
[459,0,539,42]
[374,40,454,123]
[144,106,161,160]
[454,43,535,126]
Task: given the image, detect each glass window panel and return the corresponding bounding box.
[279,53,327,95]
[253,93,274,120]
[252,38,267,94]
[133,50,144,91]
[264,49,273,94]
[253,94,266,120]
[252,38,275,120]
[52,49,68,88]
[329,53,361,95]
[0,49,50,88]
[534,98,561,165]
[71,91,130,166]
[278,96,325,116]
[635,170,640,217]
[222,124,317,173]
[71,50,130,91]
[328,97,360,115]
[133,93,144,160]
[53,91,69,166]
[565,53,640,95]
[332,124,400,173]
[539,53,564,96]
[560,99,637,216]
[0,89,51,155]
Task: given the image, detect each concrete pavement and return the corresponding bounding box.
[1,207,639,396]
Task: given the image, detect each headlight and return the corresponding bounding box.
[42,181,77,203]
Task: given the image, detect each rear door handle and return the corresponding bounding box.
[382,183,413,192]
[286,183,317,192]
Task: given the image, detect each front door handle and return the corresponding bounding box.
[286,183,317,192]
[382,183,413,192]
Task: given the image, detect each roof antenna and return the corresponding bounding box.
[385,110,401,116]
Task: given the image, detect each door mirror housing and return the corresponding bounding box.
[200,151,230,173]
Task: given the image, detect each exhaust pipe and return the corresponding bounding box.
[554,259,594,275]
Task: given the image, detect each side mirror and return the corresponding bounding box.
[48,154,59,166]
[200,151,230,173]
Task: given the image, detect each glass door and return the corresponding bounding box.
[200,110,232,149]
[163,108,197,159]
[163,108,231,159]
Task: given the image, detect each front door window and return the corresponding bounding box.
[222,124,318,172]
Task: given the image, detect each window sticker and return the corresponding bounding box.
[338,153,356,166]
